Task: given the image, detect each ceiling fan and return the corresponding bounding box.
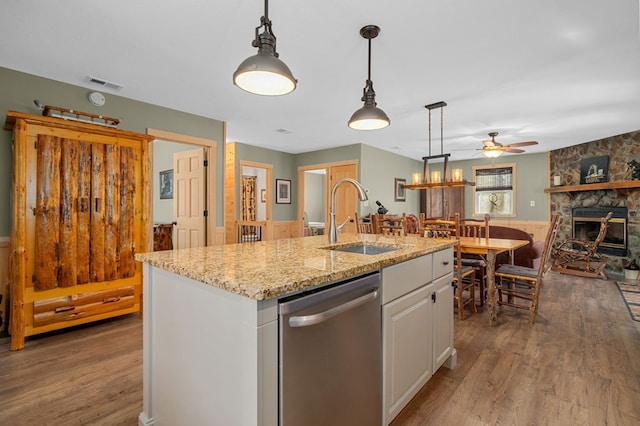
[480,132,538,158]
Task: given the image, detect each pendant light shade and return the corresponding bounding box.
[348,25,390,130]
[233,0,297,96]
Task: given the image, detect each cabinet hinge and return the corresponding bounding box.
[204,160,208,167]
[204,210,208,217]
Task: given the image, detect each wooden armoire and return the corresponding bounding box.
[4,111,153,350]
[420,187,465,219]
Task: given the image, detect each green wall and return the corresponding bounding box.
[295,144,362,168]
[234,143,297,221]
[0,67,226,236]
[450,152,549,221]
[360,145,422,216]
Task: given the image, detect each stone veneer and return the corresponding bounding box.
[549,130,640,275]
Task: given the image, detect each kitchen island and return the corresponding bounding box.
[135,233,456,426]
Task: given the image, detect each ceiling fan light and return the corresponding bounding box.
[233,52,297,96]
[348,104,390,130]
[483,149,504,158]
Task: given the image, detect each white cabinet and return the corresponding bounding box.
[432,273,454,371]
[382,284,433,423]
[381,250,454,425]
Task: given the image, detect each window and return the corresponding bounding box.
[473,164,516,216]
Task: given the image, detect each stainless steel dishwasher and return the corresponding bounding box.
[279,271,381,425]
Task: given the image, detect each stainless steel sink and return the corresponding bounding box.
[323,242,401,255]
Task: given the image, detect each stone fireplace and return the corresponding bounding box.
[549,130,640,276]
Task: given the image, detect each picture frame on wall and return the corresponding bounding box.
[580,156,609,184]
[159,169,174,199]
[394,178,406,202]
[276,179,291,204]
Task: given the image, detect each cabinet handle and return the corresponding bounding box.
[431,292,436,302]
[442,260,450,265]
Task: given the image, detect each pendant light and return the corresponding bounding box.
[348,25,390,130]
[233,0,297,96]
[404,101,474,190]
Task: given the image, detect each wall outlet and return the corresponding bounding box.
[530,200,535,207]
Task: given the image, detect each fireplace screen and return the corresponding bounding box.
[572,207,627,256]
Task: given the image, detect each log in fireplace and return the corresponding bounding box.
[572,207,627,257]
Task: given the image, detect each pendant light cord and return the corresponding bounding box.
[440,105,444,155]
[428,108,432,156]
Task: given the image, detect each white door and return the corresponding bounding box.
[173,147,206,249]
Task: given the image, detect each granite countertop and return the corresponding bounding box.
[135,233,455,300]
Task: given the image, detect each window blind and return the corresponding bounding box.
[475,167,513,191]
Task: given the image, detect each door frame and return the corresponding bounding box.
[146,128,217,250]
[297,160,359,237]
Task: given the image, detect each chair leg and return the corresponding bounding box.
[529,279,541,324]
[470,272,477,314]
[457,279,464,320]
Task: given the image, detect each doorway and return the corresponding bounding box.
[147,128,217,250]
[298,161,359,237]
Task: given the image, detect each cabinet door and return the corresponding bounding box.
[382,285,432,425]
[421,187,464,219]
[432,273,454,371]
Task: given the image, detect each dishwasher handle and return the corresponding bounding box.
[288,289,379,328]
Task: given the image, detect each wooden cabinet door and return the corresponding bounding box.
[421,186,464,219]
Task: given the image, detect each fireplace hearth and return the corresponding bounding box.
[572,207,627,257]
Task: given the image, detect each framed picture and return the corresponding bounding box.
[261,189,266,203]
[394,178,406,202]
[580,156,609,184]
[276,179,291,204]
[159,169,174,199]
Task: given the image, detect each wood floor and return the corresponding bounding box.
[1,272,639,425]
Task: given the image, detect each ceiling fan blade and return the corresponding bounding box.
[503,148,525,153]
[503,141,538,148]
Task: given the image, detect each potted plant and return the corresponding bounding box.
[624,259,640,281]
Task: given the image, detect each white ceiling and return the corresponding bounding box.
[2,1,639,161]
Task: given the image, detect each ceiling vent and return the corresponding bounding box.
[275,128,293,134]
[87,75,124,91]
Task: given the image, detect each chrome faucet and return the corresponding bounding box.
[329,178,369,244]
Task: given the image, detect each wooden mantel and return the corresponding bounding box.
[545,180,640,194]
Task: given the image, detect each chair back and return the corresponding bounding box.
[379,215,404,236]
[459,214,490,239]
[421,213,459,239]
[354,212,374,234]
[592,212,614,248]
[402,213,420,234]
[536,214,562,276]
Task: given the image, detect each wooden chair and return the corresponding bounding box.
[494,214,562,323]
[380,216,404,236]
[551,211,613,279]
[402,213,421,235]
[423,214,476,320]
[459,214,490,306]
[354,212,374,234]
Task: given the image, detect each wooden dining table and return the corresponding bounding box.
[458,236,530,326]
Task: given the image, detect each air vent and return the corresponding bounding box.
[275,128,293,135]
[87,75,124,91]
